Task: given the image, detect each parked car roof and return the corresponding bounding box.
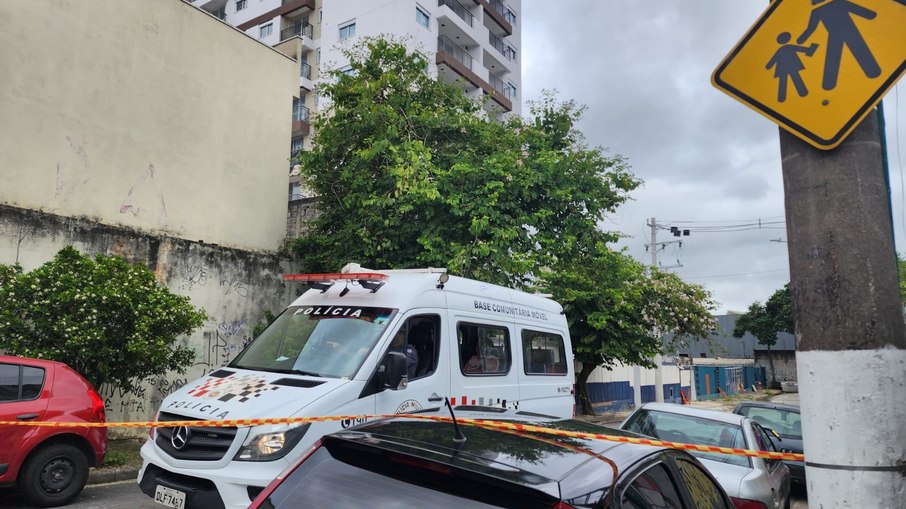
[251,406,736,509]
[342,408,657,497]
[627,402,747,426]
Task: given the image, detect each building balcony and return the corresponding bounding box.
[236,0,314,32]
[437,35,473,71]
[475,0,512,36]
[300,61,313,90]
[280,22,312,42]
[292,103,310,135]
[438,0,474,27]
[436,37,511,113]
[488,32,516,62]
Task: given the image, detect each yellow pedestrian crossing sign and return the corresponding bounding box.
[712,0,906,150]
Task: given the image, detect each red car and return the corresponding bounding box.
[0,356,107,507]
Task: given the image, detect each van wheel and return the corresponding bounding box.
[19,444,89,507]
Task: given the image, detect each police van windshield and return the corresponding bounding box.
[230,306,396,379]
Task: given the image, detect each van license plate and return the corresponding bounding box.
[154,485,186,509]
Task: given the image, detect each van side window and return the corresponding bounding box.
[458,323,511,375]
[393,315,441,380]
[522,330,568,375]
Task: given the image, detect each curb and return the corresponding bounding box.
[88,466,141,485]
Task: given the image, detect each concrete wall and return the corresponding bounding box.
[286,196,321,239]
[0,0,298,252]
[582,361,691,412]
[754,349,798,385]
[0,204,295,436]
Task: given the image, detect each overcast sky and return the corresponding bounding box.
[521,1,906,314]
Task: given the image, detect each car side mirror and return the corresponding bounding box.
[380,351,408,390]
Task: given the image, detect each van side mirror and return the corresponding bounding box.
[380,351,408,390]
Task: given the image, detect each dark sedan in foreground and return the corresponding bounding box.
[249,406,734,508]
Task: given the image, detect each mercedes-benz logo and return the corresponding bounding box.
[171,426,191,450]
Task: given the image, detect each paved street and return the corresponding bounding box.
[0,481,159,509]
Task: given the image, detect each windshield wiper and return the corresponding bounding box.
[241,366,322,377]
[275,368,322,377]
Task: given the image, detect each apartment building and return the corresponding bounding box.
[188,0,521,200]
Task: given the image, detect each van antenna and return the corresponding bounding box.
[444,397,467,444]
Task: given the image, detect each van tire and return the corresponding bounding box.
[19,443,89,507]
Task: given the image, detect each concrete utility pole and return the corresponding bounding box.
[780,109,906,508]
[646,217,665,404]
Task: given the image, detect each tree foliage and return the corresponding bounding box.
[898,254,906,302]
[732,284,793,348]
[293,38,638,287]
[0,246,207,394]
[539,234,717,414]
[732,284,793,387]
[294,39,717,415]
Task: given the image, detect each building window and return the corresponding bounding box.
[415,5,430,28]
[291,137,304,155]
[459,322,511,375]
[522,330,567,375]
[289,182,303,201]
[259,23,273,38]
[236,0,246,11]
[339,20,356,40]
[507,82,517,99]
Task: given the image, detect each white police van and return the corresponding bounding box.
[138,265,575,509]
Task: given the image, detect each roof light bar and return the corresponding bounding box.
[283,273,390,294]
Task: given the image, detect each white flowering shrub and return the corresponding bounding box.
[0,246,206,395]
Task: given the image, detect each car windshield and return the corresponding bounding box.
[736,406,802,439]
[230,305,395,379]
[624,409,750,468]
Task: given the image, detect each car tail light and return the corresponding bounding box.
[730,498,768,509]
[248,439,323,509]
[551,503,576,509]
[87,387,106,422]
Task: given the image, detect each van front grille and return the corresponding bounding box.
[155,412,237,461]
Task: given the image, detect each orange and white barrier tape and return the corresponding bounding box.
[0,414,805,462]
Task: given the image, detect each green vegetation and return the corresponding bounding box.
[0,246,206,395]
[732,284,793,386]
[295,38,716,414]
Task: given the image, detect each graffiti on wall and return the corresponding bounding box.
[179,264,208,290]
[195,324,254,372]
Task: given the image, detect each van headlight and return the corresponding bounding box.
[234,423,310,461]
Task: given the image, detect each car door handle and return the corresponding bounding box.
[16,413,39,421]
[427,393,443,402]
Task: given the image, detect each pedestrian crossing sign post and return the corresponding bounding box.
[712,0,906,150]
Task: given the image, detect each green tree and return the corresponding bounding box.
[0,246,207,394]
[293,38,717,415]
[293,38,637,287]
[539,235,717,414]
[732,284,793,387]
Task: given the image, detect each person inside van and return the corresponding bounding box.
[390,328,419,379]
[463,342,484,373]
[464,342,499,373]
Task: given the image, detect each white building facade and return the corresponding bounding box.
[189,0,522,200]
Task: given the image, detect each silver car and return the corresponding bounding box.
[621,402,790,509]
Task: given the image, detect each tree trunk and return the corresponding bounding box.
[576,362,597,415]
